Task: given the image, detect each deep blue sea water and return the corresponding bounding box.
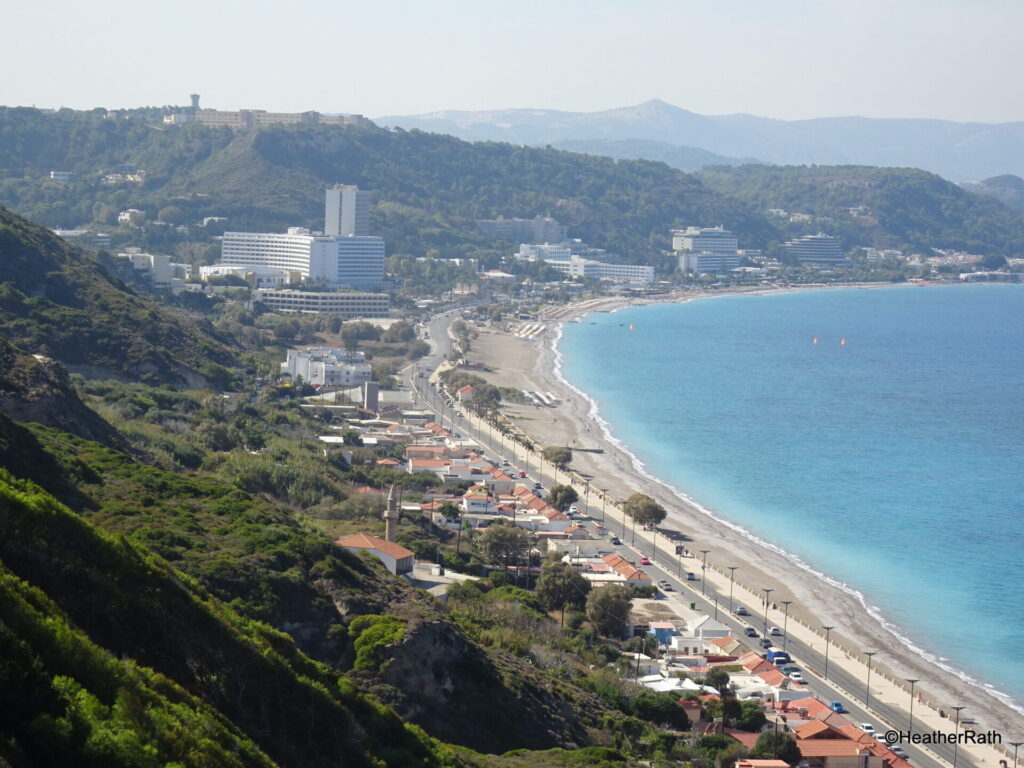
[558,284,1024,710]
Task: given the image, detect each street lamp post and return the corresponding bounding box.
[951,706,966,768]
[864,652,877,710]
[727,567,738,614]
[822,626,834,680]
[780,601,793,654]
[761,588,774,634]
[699,550,710,597]
[1008,741,1023,768]
[905,679,920,734]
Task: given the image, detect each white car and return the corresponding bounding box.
[860,724,876,735]
[788,672,804,682]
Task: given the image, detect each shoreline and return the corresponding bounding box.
[466,283,1022,760]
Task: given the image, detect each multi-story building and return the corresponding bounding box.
[118,209,146,226]
[198,264,301,288]
[281,347,373,387]
[163,95,370,130]
[672,226,742,274]
[517,243,572,262]
[254,289,390,317]
[541,255,654,284]
[784,234,847,265]
[477,215,566,243]
[220,229,385,289]
[52,229,110,250]
[114,250,189,293]
[325,185,369,237]
[671,226,738,255]
[677,251,741,274]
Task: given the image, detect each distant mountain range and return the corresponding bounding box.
[378,99,1024,181]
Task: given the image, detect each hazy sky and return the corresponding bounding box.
[4,0,1022,123]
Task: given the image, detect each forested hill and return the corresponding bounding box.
[0,205,236,385]
[0,107,777,267]
[697,165,1024,256]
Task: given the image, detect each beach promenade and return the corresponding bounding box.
[412,296,1022,768]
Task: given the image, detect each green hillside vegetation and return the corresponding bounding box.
[0,470,453,768]
[697,164,1024,256]
[0,205,236,384]
[0,107,778,271]
[0,366,685,761]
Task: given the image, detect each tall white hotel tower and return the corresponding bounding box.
[324,185,369,237]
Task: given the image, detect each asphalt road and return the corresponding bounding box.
[402,311,964,768]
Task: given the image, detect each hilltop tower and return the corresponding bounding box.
[190,94,200,113]
[383,485,399,543]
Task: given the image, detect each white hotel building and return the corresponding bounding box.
[219,227,384,289]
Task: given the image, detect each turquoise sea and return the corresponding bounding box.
[557,284,1024,712]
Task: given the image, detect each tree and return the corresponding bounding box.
[477,519,532,571]
[547,484,579,512]
[382,320,416,343]
[704,667,731,696]
[542,446,573,468]
[633,691,690,730]
[585,584,632,638]
[536,560,591,625]
[751,731,802,765]
[437,500,463,553]
[733,700,767,732]
[623,492,667,528]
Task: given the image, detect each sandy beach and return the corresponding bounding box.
[461,285,1021,763]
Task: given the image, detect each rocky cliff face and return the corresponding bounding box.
[0,337,120,447]
[371,619,607,754]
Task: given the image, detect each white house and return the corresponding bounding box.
[335,533,415,575]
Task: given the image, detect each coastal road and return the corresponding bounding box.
[401,312,971,768]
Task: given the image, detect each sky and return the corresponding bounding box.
[3,0,1023,123]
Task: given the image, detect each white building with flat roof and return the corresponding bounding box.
[542,254,654,284]
[220,229,384,289]
[671,226,738,255]
[325,185,369,237]
[254,288,389,316]
[281,347,372,387]
[518,243,572,262]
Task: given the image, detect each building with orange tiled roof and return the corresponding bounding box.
[335,533,414,575]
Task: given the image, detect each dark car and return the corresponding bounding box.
[745,627,758,638]
[610,537,622,545]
